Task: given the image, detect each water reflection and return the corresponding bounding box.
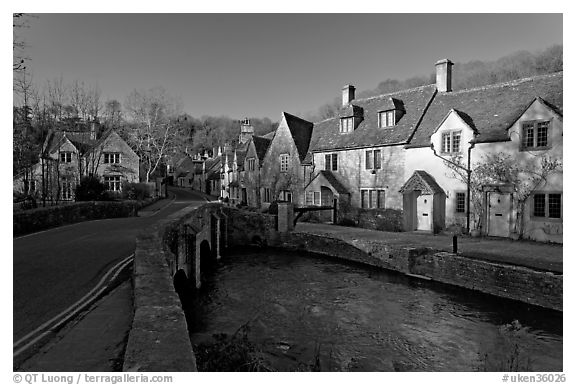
[185,249,562,371]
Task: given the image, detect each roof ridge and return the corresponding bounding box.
[446,71,563,96]
[354,84,436,103]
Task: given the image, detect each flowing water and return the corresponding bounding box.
[185,249,562,371]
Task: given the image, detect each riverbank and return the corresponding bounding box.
[276,222,562,312]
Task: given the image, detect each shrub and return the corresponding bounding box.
[122,181,153,201]
[337,217,357,227]
[75,175,107,201]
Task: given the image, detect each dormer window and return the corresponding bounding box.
[378,110,396,128]
[441,130,461,154]
[340,117,354,134]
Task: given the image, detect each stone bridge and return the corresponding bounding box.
[123,202,561,372]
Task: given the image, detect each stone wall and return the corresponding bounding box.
[13,199,156,236]
[276,230,562,311]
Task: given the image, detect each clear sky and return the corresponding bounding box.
[16,13,563,121]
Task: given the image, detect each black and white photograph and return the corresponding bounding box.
[9,7,566,381]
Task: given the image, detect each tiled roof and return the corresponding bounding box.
[261,131,275,140]
[284,112,314,161]
[399,170,444,195]
[310,85,436,152]
[319,171,350,194]
[408,72,563,147]
[252,136,272,163]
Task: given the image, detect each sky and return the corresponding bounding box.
[14,13,563,121]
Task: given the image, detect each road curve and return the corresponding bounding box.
[13,187,207,342]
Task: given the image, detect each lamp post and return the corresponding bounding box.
[430,142,476,234]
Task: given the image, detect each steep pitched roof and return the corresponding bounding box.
[283,112,314,161]
[399,170,444,195]
[318,171,350,194]
[261,131,275,140]
[408,72,563,147]
[252,136,272,163]
[310,85,436,152]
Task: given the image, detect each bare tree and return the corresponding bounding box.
[444,152,562,237]
[123,86,183,182]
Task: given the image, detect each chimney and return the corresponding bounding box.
[435,59,454,93]
[342,85,355,106]
[90,121,98,140]
[239,117,254,144]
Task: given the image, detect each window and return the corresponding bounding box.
[365,150,381,170]
[103,152,121,164]
[279,190,292,202]
[61,181,73,200]
[60,152,72,163]
[455,192,466,213]
[314,191,321,205]
[280,154,289,172]
[340,117,354,133]
[325,153,338,171]
[263,188,271,203]
[441,131,461,154]
[104,176,121,192]
[360,189,385,209]
[247,158,256,171]
[378,110,396,128]
[306,192,313,205]
[521,120,550,150]
[532,193,562,219]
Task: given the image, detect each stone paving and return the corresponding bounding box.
[295,223,563,274]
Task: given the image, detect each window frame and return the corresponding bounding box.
[531,191,562,220]
[60,151,73,163]
[61,181,74,200]
[378,110,396,128]
[103,152,121,164]
[455,191,466,214]
[440,130,462,155]
[279,154,290,172]
[365,149,381,170]
[247,158,256,171]
[340,117,354,134]
[520,120,551,151]
[104,175,122,192]
[263,188,271,203]
[325,153,338,171]
[360,189,385,209]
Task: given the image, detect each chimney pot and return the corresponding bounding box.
[435,59,454,93]
[342,85,356,106]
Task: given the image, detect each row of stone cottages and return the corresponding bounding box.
[173,59,562,243]
[13,122,140,203]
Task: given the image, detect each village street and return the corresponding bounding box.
[13,187,207,343]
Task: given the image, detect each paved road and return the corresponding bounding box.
[13,187,208,342]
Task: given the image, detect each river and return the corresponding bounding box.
[184,249,562,372]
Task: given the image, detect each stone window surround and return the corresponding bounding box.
[59,151,73,163]
[360,188,385,209]
[365,149,382,170]
[325,153,338,171]
[455,190,467,214]
[520,119,551,152]
[103,152,122,164]
[440,130,462,154]
[531,191,562,221]
[279,153,290,173]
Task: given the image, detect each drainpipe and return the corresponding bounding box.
[430,142,475,234]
